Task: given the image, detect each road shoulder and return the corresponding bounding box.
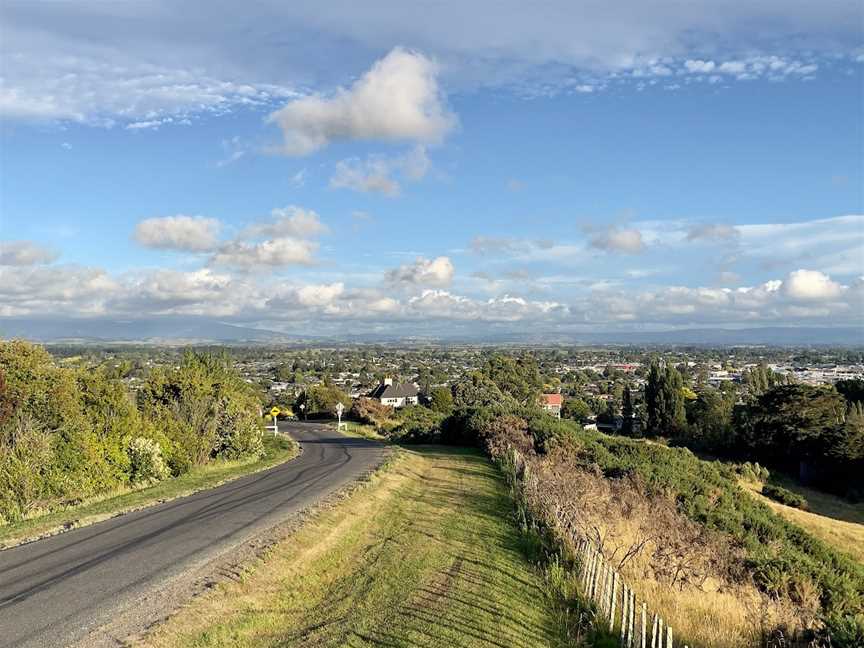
[133,446,568,648]
[73,438,392,648]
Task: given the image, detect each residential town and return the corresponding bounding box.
[46,343,864,429]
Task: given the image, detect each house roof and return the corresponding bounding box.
[541,393,563,406]
[370,382,419,399]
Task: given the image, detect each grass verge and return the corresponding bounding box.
[339,420,388,441]
[136,446,569,648]
[0,433,298,549]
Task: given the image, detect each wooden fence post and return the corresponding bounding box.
[595,557,604,603]
[593,553,600,598]
[650,614,659,648]
[619,585,629,647]
[582,549,591,589]
[666,626,673,648]
[609,571,618,632]
[599,562,609,608]
[628,590,636,648]
[640,602,647,648]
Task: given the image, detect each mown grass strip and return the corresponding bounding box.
[0,434,298,549]
[136,446,569,648]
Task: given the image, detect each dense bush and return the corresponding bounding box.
[762,484,808,510]
[675,380,864,500]
[349,397,394,427]
[293,382,351,418]
[0,342,265,523]
[388,405,445,443]
[137,351,264,469]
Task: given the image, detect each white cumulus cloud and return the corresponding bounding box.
[784,269,845,300]
[240,206,329,239]
[386,256,454,287]
[330,146,431,197]
[330,157,401,197]
[268,48,456,155]
[134,216,222,252]
[211,238,318,269]
[296,282,345,307]
[590,227,644,254]
[0,240,59,266]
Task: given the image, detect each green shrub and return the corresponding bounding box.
[127,437,170,484]
[0,342,268,523]
[825,613,864,647]
[762,483,808,509]
[735,461,770,482]
[389,405,445,443]
[138,351,264,466]
[0,414,56,522]
[213,401,264,460]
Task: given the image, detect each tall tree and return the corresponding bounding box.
[621,386,635,436]
[685,387,735,451]
[481,354,542,405]
[427,386,454,415]
[740,384,846,465]
[827,401,864,463]
[835,379,864,405]
[645,359,686,437]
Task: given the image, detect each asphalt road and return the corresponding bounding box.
[0,422,386,648]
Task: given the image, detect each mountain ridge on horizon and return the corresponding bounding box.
[1,318,861,347]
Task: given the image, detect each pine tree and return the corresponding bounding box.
[645,360,662,436]
[622,385,635,436]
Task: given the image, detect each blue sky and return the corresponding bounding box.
[1,1,862,336]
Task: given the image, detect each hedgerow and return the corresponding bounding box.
[0,341,265,524]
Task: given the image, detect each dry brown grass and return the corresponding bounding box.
[743,482,864,565]
[524,448,809,648]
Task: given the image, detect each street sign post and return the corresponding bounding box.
[269,407,280,435]
[335,401,344,430]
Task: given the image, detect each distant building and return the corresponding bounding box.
[370,378,419,408]
[540,393,563,418]
[596,416,624,434]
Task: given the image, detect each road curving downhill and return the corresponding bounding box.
[0,422,386,648]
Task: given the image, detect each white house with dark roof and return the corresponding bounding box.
[370,378,419,408]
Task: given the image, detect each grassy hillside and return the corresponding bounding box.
[745,482,864,565]
[137,447,569,648]
[569,431,864,638]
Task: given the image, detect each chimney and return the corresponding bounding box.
[384,377,393,386]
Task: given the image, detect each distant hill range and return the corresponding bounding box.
[0,318,861,346]
[563,327,864,346]
[0,318,301,345]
